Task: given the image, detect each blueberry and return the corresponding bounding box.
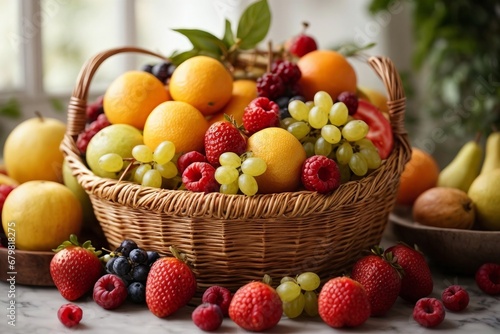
[152,61,175,84]
[131,264,150,282]
[106,257,116,274]
[275,96,290,109]
[119,240,137,257]
[112,256,131,277]
[128,282,146,304]
[147,251,160,265]
[129,248,148,265]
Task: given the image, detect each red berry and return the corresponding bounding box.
[475,263,500,295]
[337,91,359,116]
[301,155,341,193]
[182,162,219,193]
[202,285,233,317]
[192,303,224,331]
[318,276,371,328]
[86,95,104,123]
[287,22,318,57]
[413,298,445,328]
[441,285,469,312]
[93,274,128,310]
[229,281,282,332]
[256,72,286,100]
[57,303,83,328]
[177,151,208,175]
[204,121,247,166]
[76,113,110,154]
[242,97,280,135]
[270,60,301,85]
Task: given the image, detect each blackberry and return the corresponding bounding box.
[337,91,359,115]
[271,60,301,85]
[256,73,285,101]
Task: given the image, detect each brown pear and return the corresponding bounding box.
[412,187,475,230]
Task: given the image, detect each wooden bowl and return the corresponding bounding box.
[0,247,55,286]
[390,207,500,275]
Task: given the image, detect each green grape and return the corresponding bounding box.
[133,163,152,183]
[360,147,382,169]
[321,124,341,144]
[287,121,310,140]
[241,157,267,176]
[238,174,258,196]
[308,106,329,129]
[314,137,333,156]
[132,145,154,163]
[276,281,302,302]
[281,117,297,128]
[219,152,241,168]
[305,101,315,110]
[329,102,349,126]
[355,138,376,150]
[283,293,305,319]
[153,141,176,165]
[296,272,321,291]
[342,120,369,142]
[303,291,319,317]
[338,163,351,184]
[141,169,162,188]
[349,152,368,176]
[288,100,309,122]
[313,91,333,110]
[220,180,239,194]
[303,141,315,158]
[215,165,239,184]
[98,153,124,173]
[336,141,353,165]
[155,161,178,179]
[280,276,296,284]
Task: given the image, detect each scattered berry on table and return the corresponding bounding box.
[243,97,280,135]
[202,285,233,317]
[475,263,500,295]
[337,91,359,115]
[57,303,83,328]
[301,155,341,193]
[177,151,208,175]
[413,297,445,328]
[182,162,219,193]
[93,274,128,310]
[192,303,224,331]
[441,285,469,312]
[256,72,285,101]
[128,281,146,304]
[204,120,247,167]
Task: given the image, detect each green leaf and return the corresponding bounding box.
[236,0,271,50]
[172,28,226,57]
[222,19,235,48]
[0,98,21,118]
[169,49,203,66]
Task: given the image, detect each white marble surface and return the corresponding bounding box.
[1,227,499,334]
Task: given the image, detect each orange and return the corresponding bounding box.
[396,148,440,206]
[103,70,169,130]
[2,180,82,251]
[169,56,233,116]
[208,79,257,125]
[143,101,209,153]
[297,50,357,101]
[247,127,307,194]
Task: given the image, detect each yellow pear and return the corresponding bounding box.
[468,169,500,230]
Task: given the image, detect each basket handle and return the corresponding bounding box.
[66,46,170,138]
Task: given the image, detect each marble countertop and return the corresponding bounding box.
[1,227,499,334]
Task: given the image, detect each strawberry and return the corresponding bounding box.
[385,243,433,303]
[204,119,247,166]
[228,277,282,332]
[242,97,280,135]
[50,234,103,301]
[318,276,371,328]
[145,247,197,318]
[351,246,402,316]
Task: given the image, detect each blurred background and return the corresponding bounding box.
[1,0,499,165]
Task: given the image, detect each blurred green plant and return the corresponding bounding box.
[368,0,500,137]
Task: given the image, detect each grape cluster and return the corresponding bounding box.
[276,272,321,318]
[283,91,381,179]
[98,141,179,188]
[215,152,267,196]
[104,239,160,303]
[142,61,176,84]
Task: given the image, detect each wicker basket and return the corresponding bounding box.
[61,46,411,292]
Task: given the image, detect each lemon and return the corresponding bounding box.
[2,180,83,251]
[468,169,500,230]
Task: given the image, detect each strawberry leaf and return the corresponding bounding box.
[172,28,227,57]
[236,0,271,50]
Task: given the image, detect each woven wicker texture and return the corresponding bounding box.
[61,47,411,292]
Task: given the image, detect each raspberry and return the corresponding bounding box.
[242,97,280,135]
[441,285,469,312]
[301,155,341,193]
[93,274,128,310]
[256,72,285,101]
[413,298,445,328]
[202,285,233,317]
[475,263,500,295]
[57,303,83,328]
[76,113,110,154]
[182,162,219,193]
[337,91,359,115]
[271,60,301,85]
[177,151,208,175]
[192,303,224,331]
[86,95,104,123]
